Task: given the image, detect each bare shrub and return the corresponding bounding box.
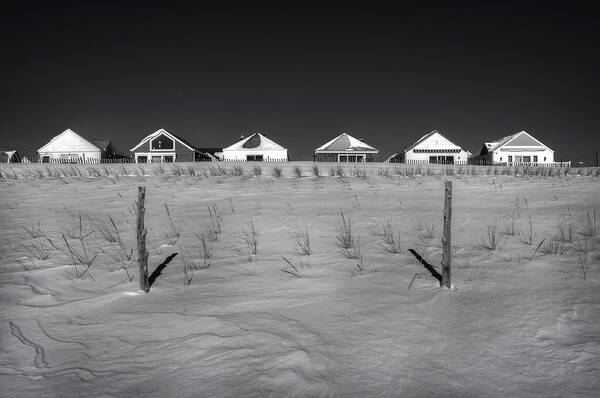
[194,233,213,269]
[272,166,283,178]
[353,241,365,270]
[108,215,134,262]
[336,212,361,259]
[352,167,367,179]
[252,165,262,176]
[580,209,598,237]
[238,217,259,260]
[558,223,574,243]
[231,166,244,176]
[290,225,311,256]
[64,211,93,240]
[484,225,497,250]
[179,248,198,286]
[521,216,534,246]
[163,203,181,245]
[501,212,519,236]
[20,238,53,260]
[281,256,303,278]
[293,166,302,178]
[542,238,564,255]
[60,234,99,278]
[312,164,320,177]
[206,203,222,242]
[21,221,45,239]
[378,218,402,254]
[96,218,117,243]
[330,166,345,177]
[336,211,355,252]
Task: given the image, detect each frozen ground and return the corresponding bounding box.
[1,171,599,397]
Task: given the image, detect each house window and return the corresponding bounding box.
[533,155,538,162]
[137,156,148,163]
[164,156,174,163]
[523,156,531,163]
[42,156,50,163]
[500,157,503,162]
[151,156,162,163]
[246,155,263,161]
[508,156,512,162]
[544,157,547,161]
[429,156,437,164]
[151,135,175,150]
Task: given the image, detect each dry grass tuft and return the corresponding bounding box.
[290,225,312,256]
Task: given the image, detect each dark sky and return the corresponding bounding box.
[2,1,599,162]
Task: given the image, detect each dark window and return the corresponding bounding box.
[523,156,531,162]
[151,135,174,150]
[42,156,50,163]
[137,156,148,163]
[246,155,263,161]
[533,155,538,162]
[445,156,454,164]
[164,156,174,163]
[508,156,513,162]
[429,156,437,164]
[243,134,261,149]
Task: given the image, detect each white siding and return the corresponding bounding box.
[222,149,288,161]
[492,149,554,164]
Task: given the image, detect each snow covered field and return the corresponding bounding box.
[1,167,599,397]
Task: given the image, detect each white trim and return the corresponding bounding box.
[130,128,195,152]
[337,153,366,162]
[134,152,176,163]
[315,150,378,154]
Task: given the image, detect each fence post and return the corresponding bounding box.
[442,181,452,288]
[596,151,599,168]
[137,186,149,292]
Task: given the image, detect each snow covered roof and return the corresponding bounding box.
[315,133,378,152]
[223,133,286,151]
[38,129,103,153]
[130,128,197,152]
[403,130,462,153]
[485,131,552,153]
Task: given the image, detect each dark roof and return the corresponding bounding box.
[89,139,111,151]
[197,147,223,154]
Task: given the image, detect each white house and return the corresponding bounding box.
[222,133,287,161]
[37,129,112,163]
[396,130,470,164]
[471,131,555,165]
[314,133,379,162]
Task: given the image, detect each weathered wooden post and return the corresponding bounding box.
[441,181,452,288]
[596,151,599,168]
[137,186,149,292]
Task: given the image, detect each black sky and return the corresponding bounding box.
[2,1,599,162]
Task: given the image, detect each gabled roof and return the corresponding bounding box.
[315,133,378,152]
[130,128,197,152]
[223,133,286,151]
[38,129,102,152]
[485,131,552,153]
[403,130,462,153]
